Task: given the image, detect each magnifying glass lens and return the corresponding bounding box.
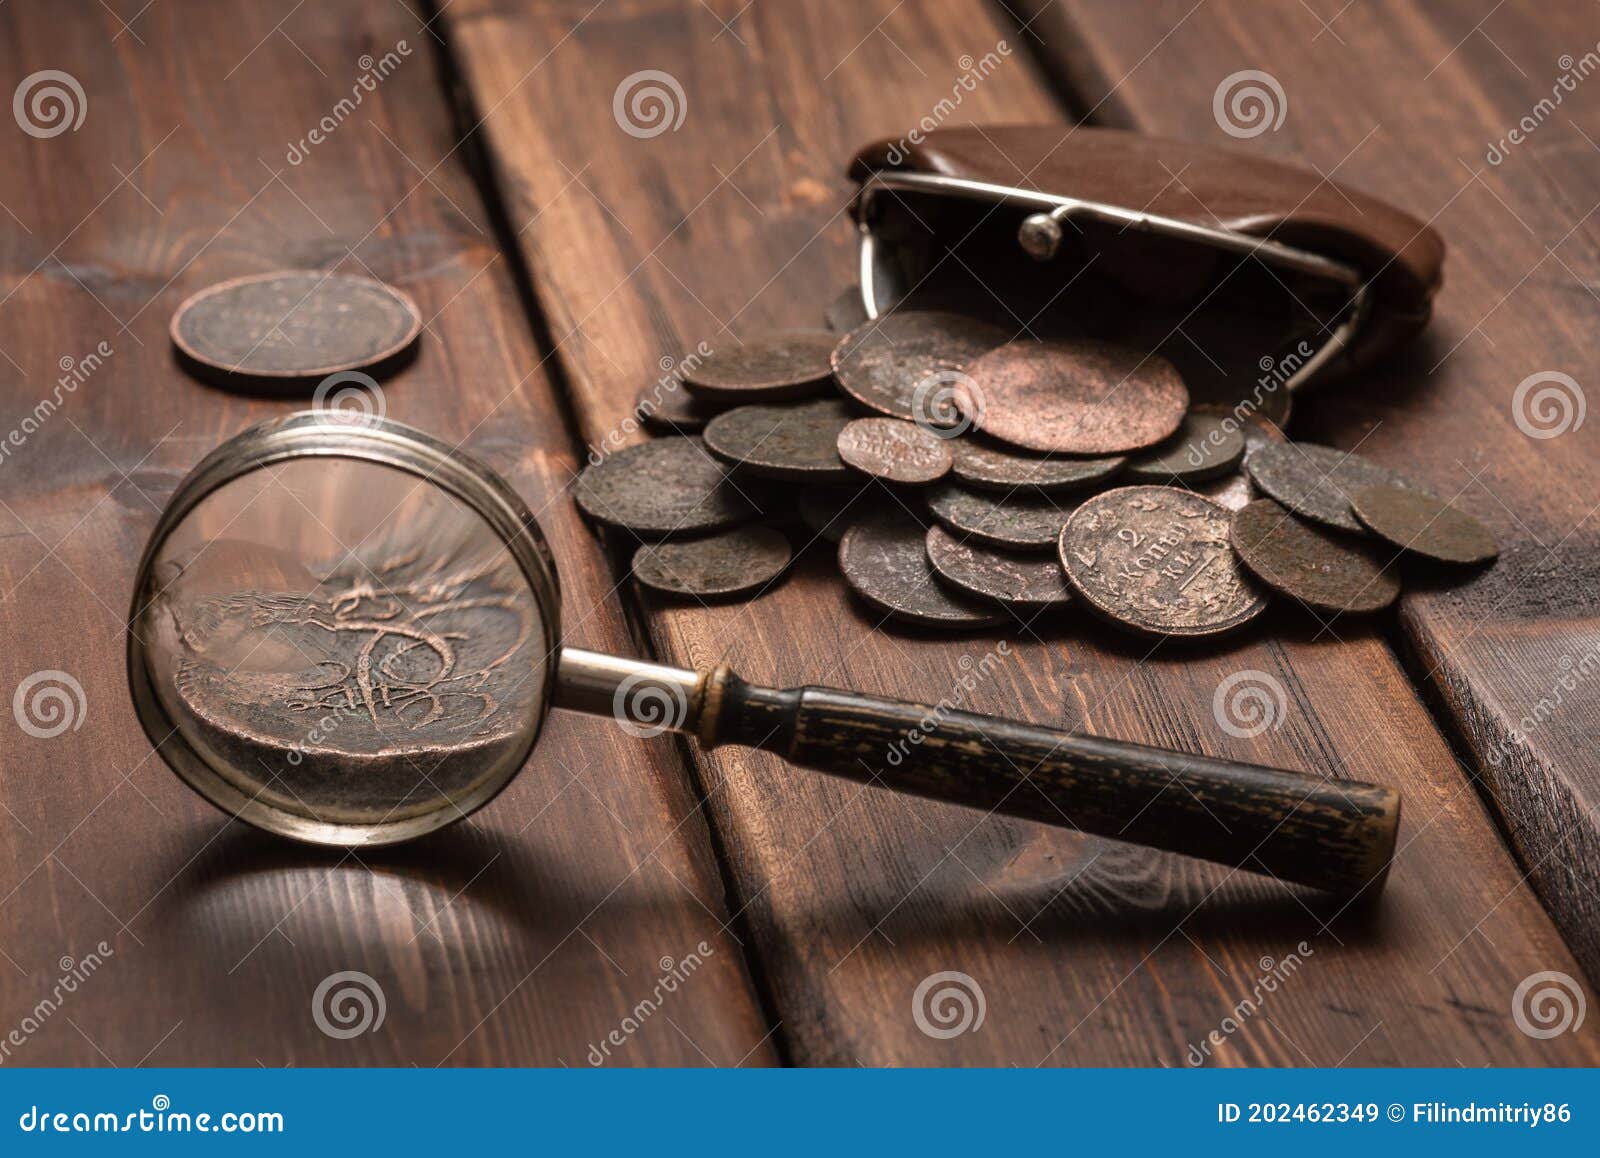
[133,455,550,843]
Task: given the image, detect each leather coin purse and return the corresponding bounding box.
[847,126,1444,424]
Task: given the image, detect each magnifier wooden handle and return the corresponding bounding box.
[555,649,1400,897]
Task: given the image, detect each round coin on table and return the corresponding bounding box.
[1229,499,1400,614]
[682,331,838,402]
[830,311,1007,424]
[1122,408,1247,485]
[1059,486,1268,638]
[839,510,1005,629]
[631,525,793,599]
[573,436,758,538]
[928,483,1077,553]
[836,417,953,484]
[925,525,1073,612]
[949,438,1124,493]
[958,338,1188,455]
[170,271,421,385]
[1349,485,1499,565]
[703,398,855,483]
[1244,442,1416,533]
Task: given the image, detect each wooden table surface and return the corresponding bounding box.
[1,0,1596,1066]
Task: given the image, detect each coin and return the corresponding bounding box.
[798,485,866,544]
[637,384,726,434]
[830,311,1006,422]
[573,437,758,537]
[927,483,1077,553]
[1243,442,1416,532]
[1229,499,1400,614]
[949,438,1124,493]
[631,526,792,598]
[682,331,838,401]
[925,525,1073,611]
[958,338,1188,455]
[1059,486,1268,637]
[836,417,953,484]
[1349,485,1499,565]
[170,271,421,384]
[825,285,869,333]
[703,398,855,483]
[1122,408,1246,484]
[1193,413,1287,510]
[839,510,1005,628]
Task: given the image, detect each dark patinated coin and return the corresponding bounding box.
[1230,499,1400,614]
[637,384,726,434]
[703,398,855,483]
[825,285,869,333]
[171,271,422,383]
[839,510,1005,629]
[1059,486,1268,637]
[1194,413,1287,511]
[798,485,866,544]
[682,331,838,402]
[1244,442,1416,533]
[925,525,1073,611]
[831,311,1006,423]
[1349,485,1499,565]
[836,417,953,484]
[573,437,758,538]
[1122,408,1246,484]
[958,338,1188,455]
[631,525,792,598]
[927,483,1077,553]
[949,438,1124,493]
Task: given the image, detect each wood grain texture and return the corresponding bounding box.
[442,0,1599,1063]
[0,0,773,1065]
[1014,0,1600,993]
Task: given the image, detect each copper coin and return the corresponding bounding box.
[925,525,1073,610]
[170,271,421,383]
[839,510,1005,629]
[573,437,758,538]
[830,311,1006,423]
[637,384,727,434]
[703,398,855,483]
[632,526,792,598]
[798,485,867,544]
[950,438,1124,493]
[927,483,1077,553]
[1122,409,1246,484]
[825,285,869,333]
[1349,485,1499,565]
[682,331,837,401]
[958,338,1188,455]
[836,417,953,484]
[1059,486,1268,638]
[1244,442,1416,532]
[1193,413,1286,510]
[1230,499,1400,614]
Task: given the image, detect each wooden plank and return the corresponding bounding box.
[0,0,774,1065]
[441,0,1600,1063]
[1014,0,1600,992]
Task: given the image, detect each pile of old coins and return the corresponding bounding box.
[573,299,1498,638]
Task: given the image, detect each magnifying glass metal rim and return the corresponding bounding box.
[125,410,564,847]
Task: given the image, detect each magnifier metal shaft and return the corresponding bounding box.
[553,647,1399,897]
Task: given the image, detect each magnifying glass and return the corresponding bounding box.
[126,411,1400,897]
